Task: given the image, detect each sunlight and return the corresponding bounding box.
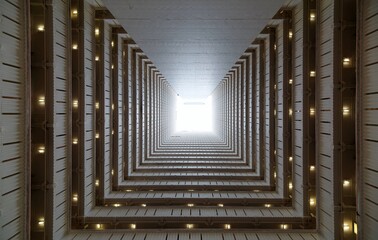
[175,96,213,132]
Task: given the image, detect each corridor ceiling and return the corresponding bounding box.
[102,0,285,98]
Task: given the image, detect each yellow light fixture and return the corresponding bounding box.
[111,41,114,47]
[72,138,78,145]
[343,106,350,116]
[274,171,277,179]
[289,182,293,190]
[289,79,293,84]
[95,28,100,36]
[187,203,194,207]
[73,99,78,108]
[37,25,44,32]
[280,224,288,230]
[343,180,350,187]
[353,222,358,234]
[186,224,194,229]
[310,71,316,77]
[289,31,293,39]
[126,189,133,192]
[72,9,78,16]
[309,198,316,206]
[95,133,99,139]
[310,13,316,21]
[265,204,271,208]
[95,179,99,187]
[343,58,351,67]
[38,218,45,227]
[310,165,315,171]
[96,223,103,230]
[72,194,78,202]
[343,223,350,231]
[224,224,231,230]
[111,169,114,175]
[96,102,100,109]
[113,203,121,207]
[130,223,136,229]
[289,156,293,162]
[38,146,45,154]
[38,96,45,106]
[310,108,315,116]
[188,189,194,192]
[141,204,147,207]
[95,56,100,61]
[289,109,293,116]
[72,44,78,50]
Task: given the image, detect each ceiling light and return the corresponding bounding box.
[72,44,78,50]
[130,224,136,229]
[310,71,316,77]
[37,25,44,32]
[310,165,315,171]
[354,222,358,235]
[343,180,350,187]
[186,224,194,229]
[72,194,78,202]
[73,100,78,108]
[38,96,45,106]
[310,108,315,116]
[280,224,288,230]
[265,204,271,208]
[38,218,45,227]
[343,106,350,116]
[224,224,231,229]
[38,146,45,154]
[309,198,316,206]
[343,223,350,231]
[343,58,351,67]
[95,179,99,187]
[310,13,316,21]
[72,138,78,145]
[187,203,194,207]
[95,28,99,36]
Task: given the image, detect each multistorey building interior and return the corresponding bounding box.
[0,0,377,239]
